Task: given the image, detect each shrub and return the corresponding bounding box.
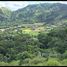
[8,60,19,66]
[45,58,61,66]
[61,59,67,66]
[0,62,9,66]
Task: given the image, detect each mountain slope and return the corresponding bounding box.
[0,7,11,21]
[10,3,67,24]
[0,3,67,27]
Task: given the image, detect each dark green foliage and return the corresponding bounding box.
[38,25,67,55]
[0,3,67,66]
[0,3,67,27]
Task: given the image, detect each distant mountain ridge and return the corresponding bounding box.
[0,3,67,27]
[10,3,67,24]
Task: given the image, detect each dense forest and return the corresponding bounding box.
[0,3,67,66]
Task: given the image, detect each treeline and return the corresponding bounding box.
[0,24,67,66]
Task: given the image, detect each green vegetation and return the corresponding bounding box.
[0,22,67,66]
[0,3,67,66]
[0,3,67,28]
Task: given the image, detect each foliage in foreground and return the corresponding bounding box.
[0,24,67,66]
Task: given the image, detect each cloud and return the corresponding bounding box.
[0,1,67,11]
[0,1,29,11]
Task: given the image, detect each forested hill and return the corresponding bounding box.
[0,3,67,66]
[0,7,11,21]
[0,3,67,27]
[10,3,67,24]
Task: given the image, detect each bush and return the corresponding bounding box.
[45,58,61,66]
[0,62,9,66]
[9,60,19,66]
[21,56,47,66]
[61,59,67,66]
[63,51,67,59]
[27,56,46,66]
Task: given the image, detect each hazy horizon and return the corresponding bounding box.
[0,1,67,11]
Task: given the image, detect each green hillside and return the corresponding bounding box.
[0,3,67,66]
[10,3,67,24]
[0,3,67,27]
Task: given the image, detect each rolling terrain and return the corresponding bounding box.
[0,3,67,66]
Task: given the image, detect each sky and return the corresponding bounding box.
[0,1,67,11]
